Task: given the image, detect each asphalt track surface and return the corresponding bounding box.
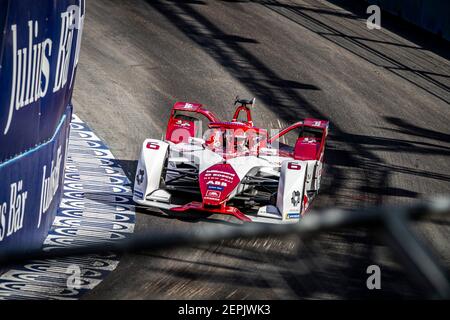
[72,0,450,299]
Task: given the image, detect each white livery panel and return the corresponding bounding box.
[276,160,308,221]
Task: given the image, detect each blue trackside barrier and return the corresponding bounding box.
[366,0,450,41]
[0,0,85,254]
[0,107,71,256]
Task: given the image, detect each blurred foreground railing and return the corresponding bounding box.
[1,197,449,299]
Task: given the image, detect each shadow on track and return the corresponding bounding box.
[145,0,443,208]
[98,0,429,298]
[250,0,450,105]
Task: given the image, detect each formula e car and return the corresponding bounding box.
[133,98,329,223]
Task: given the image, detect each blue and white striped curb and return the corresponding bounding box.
[0,114,136,299]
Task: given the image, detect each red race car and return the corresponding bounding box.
[133,98,329,223]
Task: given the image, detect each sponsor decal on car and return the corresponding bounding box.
[288,162,301,170]
[291,190,301,207]
[207,185,225,191]
[136,169,145,185]
[134,190,144,199]
[175,120,191,127]
[287,213,300,219]
[200,164,240,205]
[206,180,228,187]
[205,190,221,200]
[146,141,160,150]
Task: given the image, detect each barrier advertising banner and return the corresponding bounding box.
[0,0,85,255]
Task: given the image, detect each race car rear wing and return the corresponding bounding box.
[268,119,329,161]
